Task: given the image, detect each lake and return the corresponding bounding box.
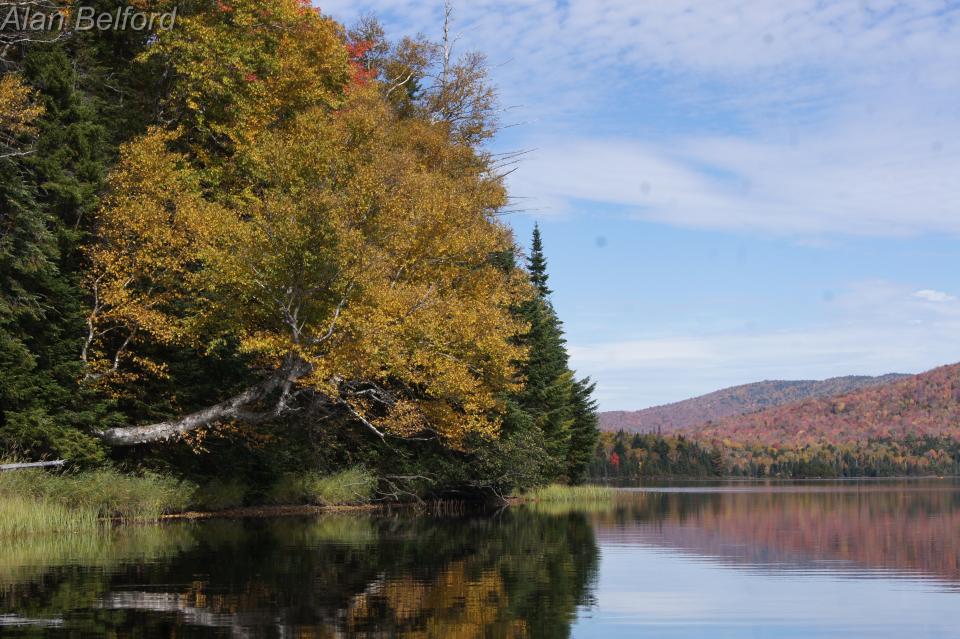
[1,480,958,638]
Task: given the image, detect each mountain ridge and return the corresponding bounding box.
[690,363,960,445]
[599,373,910,433]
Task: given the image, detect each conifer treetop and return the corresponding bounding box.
[528,223,551,297]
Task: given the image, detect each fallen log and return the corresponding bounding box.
[0,460,66,472]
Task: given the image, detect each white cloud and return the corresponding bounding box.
[569,281,960,410]
[914,289,956,303]
[322,0,960,128]
[324,1,960,89]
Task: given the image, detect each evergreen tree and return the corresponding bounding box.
[0,15,161,463]
[528,223,551,296]
[566,376,599,483]
[511,225,598,482]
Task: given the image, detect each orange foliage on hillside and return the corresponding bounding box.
[692,363,960,446]
[600,374,906,434]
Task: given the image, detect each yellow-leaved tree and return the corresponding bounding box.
[0,73,44,158]
[86,0,529,447]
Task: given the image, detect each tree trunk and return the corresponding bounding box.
[95,358,311,446]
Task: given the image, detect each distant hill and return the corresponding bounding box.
[599,374,908,433]
[692,363,960,445]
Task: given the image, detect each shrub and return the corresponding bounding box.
[267,467,376,506]
[191,478,248,511]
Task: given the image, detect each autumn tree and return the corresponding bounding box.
[0,73,43,157]
[86,0,530,448]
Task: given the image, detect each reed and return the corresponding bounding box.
[0,469,194,536]
[520,483,618,503]
[0,494,99,537]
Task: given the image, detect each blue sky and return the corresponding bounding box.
[324,1,960,410]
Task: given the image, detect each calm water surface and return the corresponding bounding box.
[2,480,959,638]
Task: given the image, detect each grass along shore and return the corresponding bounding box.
[0,469,191,536]
[517,484,618,502]
[0,467,617,536]
[0,466,379,536]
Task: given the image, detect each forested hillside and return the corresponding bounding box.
[0,0,597,501]
[592,364,960,479]
[693,364,960,445]
[600,374,907,433]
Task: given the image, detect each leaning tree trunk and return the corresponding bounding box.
[95,358,311,446]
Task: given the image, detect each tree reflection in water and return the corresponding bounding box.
[592,483,960,584]
[0,509,599,638]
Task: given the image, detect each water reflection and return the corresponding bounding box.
[594,481,960,585]
[0,510,599,638]
[2,482,960,638]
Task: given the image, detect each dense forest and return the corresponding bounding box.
[592,431,960,479]
[0,0,598,501]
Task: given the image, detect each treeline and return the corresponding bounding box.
[0,1,596,499]
[592,431,960,479]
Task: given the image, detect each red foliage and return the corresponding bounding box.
[610,451,620,469]
[690,363,960,446]
[600,375,906,434]
[345,40,375,87]
[345,40,372,59]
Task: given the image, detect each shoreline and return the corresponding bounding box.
[597,474,959,483]
[14,477,958,529]
[146,477,960,523]
[160,502,388,521]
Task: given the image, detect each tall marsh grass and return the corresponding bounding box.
[0,469,194,536]
[520,484,618,503]
[0,494,99,537]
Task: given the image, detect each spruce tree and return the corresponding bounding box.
[0,22,159,463]
[566,377,599,483]
[528,223,551,296]
[511,224,598,483]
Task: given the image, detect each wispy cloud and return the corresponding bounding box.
[513,103,960,234]
[327,0,960,236]
[915,289,956,303]
[570,281,960,409]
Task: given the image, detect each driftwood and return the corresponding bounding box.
[0,460,66,472]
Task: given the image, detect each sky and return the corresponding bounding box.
[323,0,960,411]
